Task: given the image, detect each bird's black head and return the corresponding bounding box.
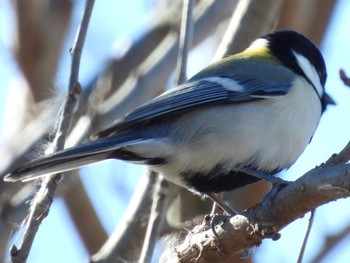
[263,30,327,86]
[261,30,332,110]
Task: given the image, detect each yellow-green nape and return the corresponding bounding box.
[237,38,279,63]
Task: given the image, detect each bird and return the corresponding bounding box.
[4,30,334,212]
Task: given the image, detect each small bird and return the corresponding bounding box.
[4,30,334,211]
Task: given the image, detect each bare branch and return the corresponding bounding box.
[339,68,350,88]
[140,1,194,261]
[139,177,179,263]
[297,210,315,263]
[91,171,157,262]
[13,0,73,103]
[214,0,284,60]
[309,223,350,263]
[175,0,194,84]
[173,163,350,262]
[0,1,73,252]
[8,1,95,262]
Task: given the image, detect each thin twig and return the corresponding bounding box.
[139,176,171,263]
[175,0,194,84]
[213,0,283,60]
[324,69,350,166]
[139,1,194,262]
[91,171,157,262]
[309,222,350,263]
[210,192,225,215]
[297,210,315,263]
[8,1,95,262]
[339,68,350,88]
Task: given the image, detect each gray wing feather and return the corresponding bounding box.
[94,76,291,139]
[122,78,291,124]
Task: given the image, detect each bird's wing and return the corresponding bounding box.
[94,66,293,139]
[127,77,290,118]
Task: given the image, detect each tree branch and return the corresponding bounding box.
[90,171,157,262]
[339,68,350,88]
[175,0,193,84]
[8,1,95,262]
[309,222,350,263]
[173,162,350,263]
[139,1,194,262]
[171,129,350,262]
[214,0,283,60]
[139,176,178,263]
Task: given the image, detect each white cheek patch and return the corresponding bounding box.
[202,77,244,92]
[292,50,324,98]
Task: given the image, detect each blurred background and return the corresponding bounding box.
[1,0,350,262]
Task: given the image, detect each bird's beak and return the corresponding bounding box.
[323,92,336,105]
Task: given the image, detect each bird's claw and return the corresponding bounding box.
[210,213,232,237]
[262,178,291,218]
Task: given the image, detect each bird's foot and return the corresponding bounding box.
[209,214,232,237]
[206,193,238,237]
[262,178,291,218]
[237,167,291,217]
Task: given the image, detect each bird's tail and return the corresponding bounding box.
[3,135,142,182]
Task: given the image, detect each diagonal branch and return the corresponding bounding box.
[8,1,95,262]
[309,222,350,263]
[174,162,350,263]
[91,171,157,262]
[214,0,284,60]
[139,1,194,262]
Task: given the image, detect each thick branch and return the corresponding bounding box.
[13,0,72,103]
[174,163,350,263]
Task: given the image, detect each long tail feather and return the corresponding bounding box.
[3,136,141,182]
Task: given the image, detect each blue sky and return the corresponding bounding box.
[1,1,350,262]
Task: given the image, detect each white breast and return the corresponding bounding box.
[122,78,322,188]
[155,77,322,186]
